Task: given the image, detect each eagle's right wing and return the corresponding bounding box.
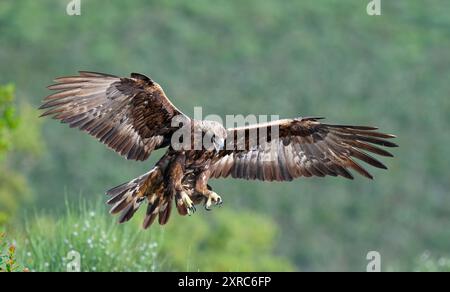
[40,71,188,161]
[210,117,397,181]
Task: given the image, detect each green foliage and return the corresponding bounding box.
[10,104,44,157]
[412,253,450,272]
[15,201,161,272]
[0,169,29,226]
[13,200,293,272]
[0,232,27,272]
[0,85,43,225]
[386,252,450,272]
[0,84,19,158]
[160,208,294,271]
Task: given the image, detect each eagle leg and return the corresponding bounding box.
[195,170,223,211]
[166,153,196,216]
[204,191,223,211]
[178,190,196,215]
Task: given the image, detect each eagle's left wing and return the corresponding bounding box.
[39,71,189,161]
[210,117,397,181]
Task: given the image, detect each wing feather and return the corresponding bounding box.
[211,117,396,181]
[40,72,189,161]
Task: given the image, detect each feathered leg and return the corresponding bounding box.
[166,153,196,216]
[195,169,223,211]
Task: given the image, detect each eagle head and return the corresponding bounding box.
[200,120,227,152]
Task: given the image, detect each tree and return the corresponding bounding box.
[0,84,43,225]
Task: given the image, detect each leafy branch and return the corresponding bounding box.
[0,84,19,159]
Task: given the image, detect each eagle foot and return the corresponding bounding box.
[180,190,196,215]
[204,191,223,211]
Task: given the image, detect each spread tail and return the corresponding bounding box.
[106,167,173,229]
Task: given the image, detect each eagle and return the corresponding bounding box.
[39,71,397,229]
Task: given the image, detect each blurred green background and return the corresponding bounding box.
[1,0,450,271]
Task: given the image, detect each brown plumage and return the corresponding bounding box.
[39,71,397,229]
[211,118,397,181]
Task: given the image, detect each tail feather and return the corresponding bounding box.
[106,167,171,227]
[106,170,152,216]
[106,166,192,228]
[158,198,173,225]
[118,198,144,223]
[143,197,160,229]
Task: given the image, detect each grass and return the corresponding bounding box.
[411,252,450,272]
[6,199,446,272]
[14,201,162,272]
[9,199,295,272]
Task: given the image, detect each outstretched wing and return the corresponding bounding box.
[40,71,188,161]
[210,117,397,181]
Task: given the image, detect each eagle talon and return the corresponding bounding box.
[180,190,195,215]
[215,195,223,205]
[204,191,222,210]
[187,205,196,216]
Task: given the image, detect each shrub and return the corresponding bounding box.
[0,232,27,272]
[0,84,43,225]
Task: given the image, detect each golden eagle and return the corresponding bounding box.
[39,71,397,228]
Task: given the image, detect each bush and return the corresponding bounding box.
[0,84,43,225]
[0,231,27,272]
